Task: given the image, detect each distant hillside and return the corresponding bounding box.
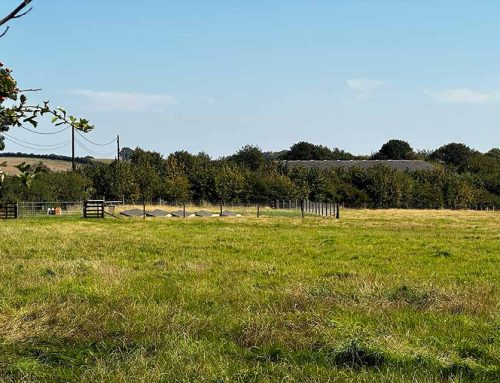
[0,157,73,175]
[0,153,112,175]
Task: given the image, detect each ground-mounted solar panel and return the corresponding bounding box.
[120,209,144,217]
[146,209,172,217]
[171,210,195,217]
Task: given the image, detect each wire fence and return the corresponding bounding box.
[10,198,498,220]
[270,199,340,218]
[341,202,498,211]
[17,201,83,217]
[13,199,342,219]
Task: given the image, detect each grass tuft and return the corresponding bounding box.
[433,250,452,257]
[388,285,435,309]
[331,339,386,369]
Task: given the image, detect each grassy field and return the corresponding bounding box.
[0,157,73,175]
[0,157,113,175]
[0,209,498,382]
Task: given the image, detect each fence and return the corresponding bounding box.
[0,202,18,219]
[271,199,340,218]
[11,199,341,219]
[17,201,83,217]
[303,200,340,218]
[341,202,498,211]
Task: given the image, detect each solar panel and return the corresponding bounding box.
[120,209,144,217]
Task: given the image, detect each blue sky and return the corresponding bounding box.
[1,0,500,158]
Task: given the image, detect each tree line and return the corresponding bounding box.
[0,140,498,209]
[0,152,92,164]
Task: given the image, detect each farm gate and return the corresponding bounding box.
[83,200,105,219]
[0,202,18,219]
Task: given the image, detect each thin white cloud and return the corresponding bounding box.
[197,95,215,104]
[65,89,177,112]
[347,78,385,99]
[424,88,500,104]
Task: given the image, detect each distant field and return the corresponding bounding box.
[0,209,498,382]
[0,156,112,175]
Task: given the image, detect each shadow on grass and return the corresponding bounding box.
[246,338,500,381]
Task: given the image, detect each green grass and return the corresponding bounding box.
[0,209,499,382]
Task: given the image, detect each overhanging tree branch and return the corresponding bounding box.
[0,0,33,37]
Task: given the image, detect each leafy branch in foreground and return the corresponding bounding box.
[0,62,94,150]
[14,161,46,188]
[0,0,33,38]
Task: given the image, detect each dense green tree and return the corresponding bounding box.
[430,143,476,170]
[365,165,401,207]
[131,149,165,176]
[411,170,445,208]
[1,170,91,202]
[167,151,199,174]
[373,139,415,160]
[32,171,91,202]
[162,175,191,202]
[250,171,296,202]
[282,141,353,160]
[214,162,245,203]
[119,147,135,161]
[131,160,161,218]
[288,167,310,200]
[230,145,266,171]
[486,148,500,161]
[83,162,112,200]
[185,153,215,203]
[442,171,476,209]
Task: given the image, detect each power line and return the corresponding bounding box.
[75,130,117,146]
[20,125,70,135]
[75,138,116,158]
[5,125,121,165]
[3,132,71,148]
[3,136,71,151]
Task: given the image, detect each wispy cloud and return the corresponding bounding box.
[197,95,215,104]
[424,88,500,104]
[347,78,385,99]
[65,89,177,112]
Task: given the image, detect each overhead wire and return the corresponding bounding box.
[20,125,70,135]
[2,132,71,148]
[4,125,118,158]
[75,130,117,147]
[3,136,71,151]
[20,125,116,149]
[75,138,116,158]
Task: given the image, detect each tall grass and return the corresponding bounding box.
[0,209,498,382]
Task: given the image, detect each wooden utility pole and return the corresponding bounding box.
[117,134,120,161]
[71,126,75,171]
